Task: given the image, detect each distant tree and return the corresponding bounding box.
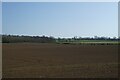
[94,36,98,39]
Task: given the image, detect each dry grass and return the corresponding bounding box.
[2,43,118,78]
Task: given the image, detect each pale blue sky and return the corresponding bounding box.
[2,2,118,38]
[0,2,1,34]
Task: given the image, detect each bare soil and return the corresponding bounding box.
[2,43,118,78]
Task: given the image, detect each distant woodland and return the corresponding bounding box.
[2,35,55,43]
[1,34,119,43]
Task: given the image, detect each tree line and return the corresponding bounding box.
[2,35,56,43]
[1,34,119,43]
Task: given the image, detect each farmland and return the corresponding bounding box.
[2,43,118,78]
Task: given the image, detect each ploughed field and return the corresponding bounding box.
[3,43,118,78]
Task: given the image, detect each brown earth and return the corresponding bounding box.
[2,43,118,78]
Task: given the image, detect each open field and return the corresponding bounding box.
[56,40,119,45]
[0,43,2,79]
[2,43,118,78]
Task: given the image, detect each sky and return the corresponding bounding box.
[118,2,120,37]
[0,2,1,35]
[2,2,118,38]
[2,0,119,2]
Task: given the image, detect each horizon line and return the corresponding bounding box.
[1,34,119,38]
